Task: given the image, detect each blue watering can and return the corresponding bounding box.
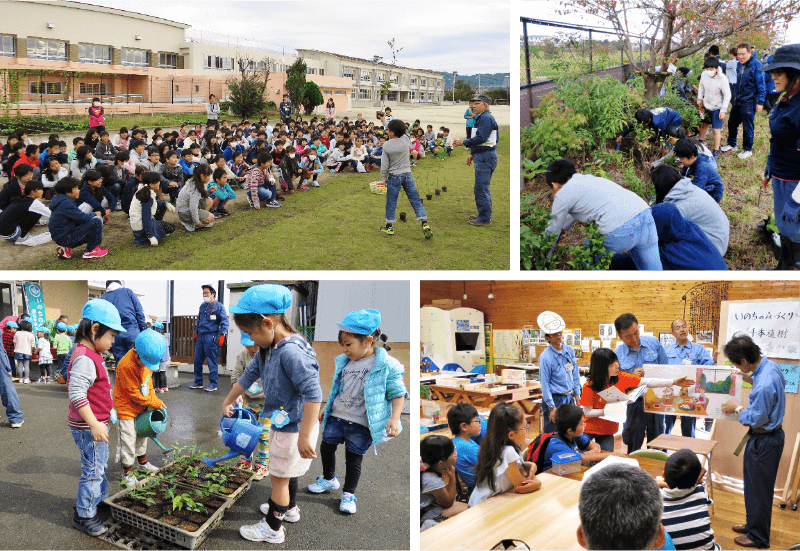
[203,407,262,467]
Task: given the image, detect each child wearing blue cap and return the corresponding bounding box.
[35,329,53,383]
[221,284,323,545]
[113,329,167,486]
[53,321,72,384]
[67,299,127,537]
[230,331,271,480]
[308,308,408,515]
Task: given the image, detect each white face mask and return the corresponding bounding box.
[309,155,316,160]
[155,140,162,145]
[204,154,211,159]
[93,102,100,107]
[216,134,222,139]
[289,153,296,159]
[203,296,212,303]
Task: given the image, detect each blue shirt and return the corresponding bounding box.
[542,433,590,471]
[739,357,785,431]
[622,107,682,142]
[461,110,498,154]
[196,300,228,335]
[680,154,724,203]
[665,342,714,366]
[452,418,487,491]
[615,335,668,374]
[538,344,582,408]
[767,91,800,180]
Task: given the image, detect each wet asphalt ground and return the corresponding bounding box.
[0,372,411,550]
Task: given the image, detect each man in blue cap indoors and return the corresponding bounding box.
[191,284,228,392]
[101,281,147,365]
[452,94,499,227]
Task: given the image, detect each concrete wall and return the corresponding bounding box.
[39,281,88,323]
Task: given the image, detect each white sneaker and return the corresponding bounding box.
[307,475,340,493]
[23,378,30,384]
[239,519,285,543]
[122,473,138,487]
[260,503,300,523]
[720,145,735,152]
[10,420,23,428]
[737,150,753,159]
[339,492,357,514]
[138,462,159,473]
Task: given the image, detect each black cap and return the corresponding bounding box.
[761,44,800,73]
[201,284,216,294]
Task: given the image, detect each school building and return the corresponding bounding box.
[0,0,444,117]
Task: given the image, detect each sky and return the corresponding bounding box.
[74,0,511,74]
[521,0,800,44]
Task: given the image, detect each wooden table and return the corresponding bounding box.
[428,383,542,415]
[647,433,718,513]
[558,454,667,482]
[420,473,584,550]
[420,372,478,385]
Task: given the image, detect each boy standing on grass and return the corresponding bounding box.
[379,119,432,239]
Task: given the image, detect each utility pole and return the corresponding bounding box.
[452,71,457,105]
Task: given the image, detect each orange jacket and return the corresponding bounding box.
[112,348,164,420]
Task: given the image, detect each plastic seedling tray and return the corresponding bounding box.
[155,460,255,502]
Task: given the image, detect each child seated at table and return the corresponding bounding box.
[659,449,719,550]
[468,403,541,507]
[420,434,467,531]
[541,404,604,472]
[447,403,487,494]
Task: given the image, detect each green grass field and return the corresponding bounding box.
[27,131,509,270]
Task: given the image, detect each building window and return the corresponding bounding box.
[195,85,200,93]
[360,70,370,82]
[387,91,397,101]
[29,81,64,95]
[342,67,354,78]
[318,69,324,76]
[334,90,346,95]
[78,43,111,65]
[409,90,416,100]
[351,90,356,99]
[27,38,67,61]
[305,67,317,75]
[421,79,427,87]
[79,83,110,95]
[359,88,372,100]
[377,72,385,82]
[390,74,398,84]
[204,55,232,70]
[410,76,417,85]
[324,89,332,95]
[0,35,15,58]
[121,48,149,67]
[158,52,178,69]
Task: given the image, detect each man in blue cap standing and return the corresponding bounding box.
[191,284,228,392]
[452,94,499,227]
[101,280,147,365]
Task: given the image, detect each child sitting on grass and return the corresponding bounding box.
[0,179,49,245]
[209,167,236,217]
[299,147,323,188]
[541,403,604,471]
[129,172,176,246]
[326,141,351,173]
[48,177,108,259]
[421,434,468,531]
[447,402,487,494]
[244,152,281,209]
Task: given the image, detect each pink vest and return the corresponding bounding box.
[89,106,105,128]
[67,344,113,424]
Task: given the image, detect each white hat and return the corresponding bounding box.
[537,311,566,334]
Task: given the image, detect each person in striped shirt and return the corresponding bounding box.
[659,449,719,550]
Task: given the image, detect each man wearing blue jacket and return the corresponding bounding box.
[191,284,228,392]
[722,43,765,159]
[102,280,147,364]
[674,138,725,203]
[618,107,683,153]
[279,95,293,123]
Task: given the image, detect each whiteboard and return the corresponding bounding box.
[724,301,800,360]
[315,281,410,342]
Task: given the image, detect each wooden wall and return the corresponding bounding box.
[421,280,800,359]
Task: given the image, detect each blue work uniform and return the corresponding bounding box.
[461,109,499,224]
[679,154,725,203]
[452,417,487,492]
[664,341,713,437]
[101,287,147,364]
[738,357,785,548]
[622,107,683,143]
[767,91,800,243]
[614,335,668,454]
[727,56,765,152]
[193,300,228,388]
[538,344,582,434]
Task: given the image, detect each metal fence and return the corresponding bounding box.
[520,17,648,126]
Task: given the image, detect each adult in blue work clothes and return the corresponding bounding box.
[613,313,668,454]
[537,310,582,434]
[190,284,228,392]
[279,94,293,124]
[452,94,499,227]
[721,43,765,160]
[761,44,800,270]
[617,107,683,155]
[0,350,23,428]
[721,335,785,549]
[664,318,714,438]
[101,280,147,364]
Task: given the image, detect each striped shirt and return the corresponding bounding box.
[661,485,720,550]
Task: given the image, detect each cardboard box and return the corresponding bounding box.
[431,299,462,310]
[502,369,526,385]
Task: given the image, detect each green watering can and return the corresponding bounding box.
[134,408,173,454]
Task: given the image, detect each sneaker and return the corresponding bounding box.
[72,508,108,537]
[161,387,169,392]
[276,193,285,200]
[411,162,417,167]
[137,462,159,473]
[252,464,269,481]
[220,209,232,216]
[259,503,300,523]
[379,225,394,236]
[720,144,736,152]
[422,222,433,240]
[469,219,491,227]
[265,201,281,208]
[154,387,163,393]
[36,377,45,384]
[212,210,223,219]
[312,181,320,187]
[122,472,138,487]
[45,377,50,384]
[339,492,357,514]
[56,246,72,259]
[10,420,23,428]
[238,457,252,470]
[297,184,309,191]
[738,150,753,159]
[23,378,30,384]
[239,519,285,543]
[204,385,217,392]
[307,475,341,493]
[189,383,204,389]
[82,247,108,259]
[468,214,479,220]
[712,150,720,160]
[182,221,194,231]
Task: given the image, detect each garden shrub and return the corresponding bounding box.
[522,94,587,165]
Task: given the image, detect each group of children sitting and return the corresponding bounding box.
[420,401,719,550]
[0,106,454,256]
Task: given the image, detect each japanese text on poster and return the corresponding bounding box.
[725,301,800,360]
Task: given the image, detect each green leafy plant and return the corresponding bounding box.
[525,94,587,165]
[520,201,561,270]
[565,222,614,270]
[420,384,431,400]
[171,493,205,513]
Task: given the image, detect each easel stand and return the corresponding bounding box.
[780,431,800,511]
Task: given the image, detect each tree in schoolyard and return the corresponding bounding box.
[563,0,800,97]
[285,58,307,113]
[302,81,324,115]
[453,80,476,102]
[227,56,273,119]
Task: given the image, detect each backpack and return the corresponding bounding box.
[524,432,566,474]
